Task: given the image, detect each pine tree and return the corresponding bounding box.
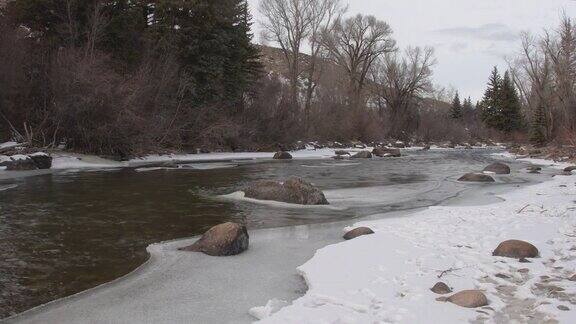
[151,0,261,105]
[499,71,523,132]
[479,67,502,129]
[530,104,547,146]
[462,97,474,124]
[450,92,463,119]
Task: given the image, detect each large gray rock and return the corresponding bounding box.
[372,147,401,157]
[179,222,249,256]
[458,173,495,183]
[273,151,293,160]
[343,227,374,240]
[437,290,488,308]
[492,240,539,259]
[243,177,329,205]
[351,151,372,159]
[483,162,511,174]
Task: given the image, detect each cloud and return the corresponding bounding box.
[435,23,520,42]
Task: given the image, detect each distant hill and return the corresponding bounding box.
[256,44,451,112]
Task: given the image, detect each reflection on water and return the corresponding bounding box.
[0,149,509,318]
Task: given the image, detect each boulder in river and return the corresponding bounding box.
[372,147,401,157]
[492,240,539,259]
[179,222,249,256]
[243,177,329,205]
[343,227,374,240]
[437,290,488,308]
[483,162,511,174]
[273,151,293,160]
[351,151,372,159]
[458,173,495,183]
[430,282,452,295]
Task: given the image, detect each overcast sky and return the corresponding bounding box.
[247,0,576,101]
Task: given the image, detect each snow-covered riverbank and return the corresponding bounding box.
[255,167,576,323]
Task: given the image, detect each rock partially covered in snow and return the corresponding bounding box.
[343,227,374,240]
[483,162,511,174]
[458,173,495,183]
[564,166,576,173]
[351,151,372,159]
[492,240,539,259]
[437,290,488,308]
[5,155,37,171]
[179,222,249,256]
[430,282,452,295]
[29,152,53,169]
[372,147,401,157]
[334,150,350,156]
[243,177,329,205]
[273,151,292,160]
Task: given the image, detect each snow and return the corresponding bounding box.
[51,155,125,170]
[0,141,20,150]
[257,173,576,323]
[492,151,574,170]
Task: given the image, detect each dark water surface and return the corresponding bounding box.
[0,149,530,318]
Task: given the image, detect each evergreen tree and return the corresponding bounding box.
[479,67,502,129]
[499,71,523,132]
[151,0,261,105]
[530,104,547,146]
[450,91,463,119]
[462,96,474,124]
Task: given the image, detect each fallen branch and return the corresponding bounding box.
[517,204,531,214]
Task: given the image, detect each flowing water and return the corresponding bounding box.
[0,149,537,319]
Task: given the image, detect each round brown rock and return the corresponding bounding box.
[430,282,452,295]
[458,173,495,183]
[483,162,511,174]
[243,177,329,205]
[343,227,374,240]
[273,151,292,160]
[351,151,372,159]
[492,240,539,259]
[441,290,488,308]
[179,222,249,256]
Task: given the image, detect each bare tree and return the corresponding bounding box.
[371,46,436,138]
[302,0,346,130]
[321,14,396,109]
[259,0,314,105]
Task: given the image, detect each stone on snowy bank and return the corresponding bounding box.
[5,155,37,171]
[436,290,488,308]
[334,150,350,156]
[458,173,495,183]
[430,282,452,295]
[372,147,401,157]
[351,151,372,159]
[243,177,329,205]
[29,153,53,169]
[483,162,511,175]
[273,151,292,160]
[492,240,539,259]
[343,227,374,240]
[179,222,249,256]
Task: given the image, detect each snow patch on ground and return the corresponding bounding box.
[0,141,20,150]
[257,173,576,323]
[493,152,574,170]
[219,191,348,211]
